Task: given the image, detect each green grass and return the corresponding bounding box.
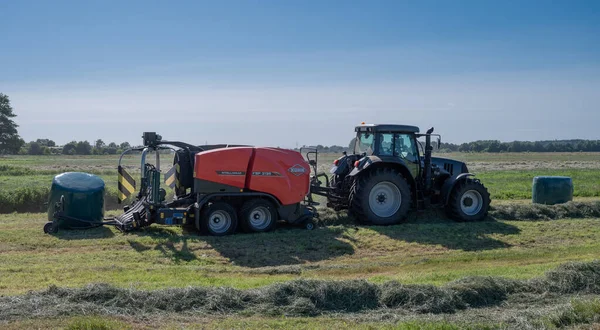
[1,211,599,295]
[2,153,600,213]
[0,154,145,170]
[547,298,600,328]
[435,152,600,163]
[0,315,500,330]
[2,262,600,329]
[478,169,600,200]
[1,153,600,328]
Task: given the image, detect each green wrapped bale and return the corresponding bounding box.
[532,176,573,205]
[47,172,105,229]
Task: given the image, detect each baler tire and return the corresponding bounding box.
[43,221,58,234]
[446,179,490,222]
[350,168,411,225]
[200,202,238,236]
[304,219,316,230]
[239,199,277,233]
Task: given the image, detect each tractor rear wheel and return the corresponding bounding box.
[239,199,277,233]
[446,179,490,222]
[199,202,238,236]
[350,168,411,225]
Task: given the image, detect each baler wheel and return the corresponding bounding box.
[304,219,316,230]
[199,202,238,236]
[239,199,277,233]
[43,221,58,234]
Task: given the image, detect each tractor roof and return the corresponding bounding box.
[355,124,420,133]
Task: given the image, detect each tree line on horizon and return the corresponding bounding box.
[299,139,600,154]
[437,140,600,153]
[17,138,600,156]
[16,139,134,156]
[3,93,600,155]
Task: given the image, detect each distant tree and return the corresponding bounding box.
[533,141,545,152]
[458,143,470,152]
[348,138,356,152]
[35,138,56,147]
[95,139,105,149]
[486,140,501,153]
[75,141,92,155]
[0,93,24,154]
[119,142,131,150]
[28,142,44,155]
[108,142,117,149]
[62,142,77,155]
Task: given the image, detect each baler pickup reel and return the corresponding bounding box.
[110,132,201,232]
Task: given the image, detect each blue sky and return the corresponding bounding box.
[1,0,599,147]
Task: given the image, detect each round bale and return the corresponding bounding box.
[47,172,105,229]
[532,176,573,205]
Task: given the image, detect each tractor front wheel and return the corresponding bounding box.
[199,202,238,236]
[446,179,490,222]
[350,168,411,225]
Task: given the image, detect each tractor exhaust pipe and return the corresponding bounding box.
[424,127,434,191]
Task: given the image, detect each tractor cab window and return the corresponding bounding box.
[355,132,375,155]
[394,134,418,163]
[378,133,394,156]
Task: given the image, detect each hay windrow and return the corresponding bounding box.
[1,261,599,321]
[489,201,600,221]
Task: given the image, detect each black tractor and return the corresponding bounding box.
[307,123,490,224]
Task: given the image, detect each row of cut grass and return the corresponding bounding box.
[1,210,599,295]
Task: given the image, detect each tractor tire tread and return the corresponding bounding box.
[349,167,411,225]
[446,178,491,222]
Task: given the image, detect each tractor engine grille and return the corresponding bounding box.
[444,163,454,175]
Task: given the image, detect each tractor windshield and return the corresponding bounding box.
[355,132,375,155]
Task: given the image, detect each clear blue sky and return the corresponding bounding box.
[1,0,599,147]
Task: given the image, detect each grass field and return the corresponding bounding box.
[1,152,600,213]
[1,153,600,329]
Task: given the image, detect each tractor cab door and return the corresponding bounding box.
[376,133,420,178]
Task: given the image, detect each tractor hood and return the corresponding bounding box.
[431,157,469,177]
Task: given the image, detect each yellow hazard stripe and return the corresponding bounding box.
[118,175,135,194]
[175,164,181,188]
[165,174,175,187]
[118,191,128,201]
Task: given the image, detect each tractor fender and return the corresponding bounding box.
[348,155,409,177]
[348,156,417,196]
[441,173,475,205]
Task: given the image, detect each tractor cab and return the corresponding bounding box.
[353,124,421,162]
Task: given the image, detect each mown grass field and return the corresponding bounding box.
[1,152,600,329]
[1,152,600,213]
